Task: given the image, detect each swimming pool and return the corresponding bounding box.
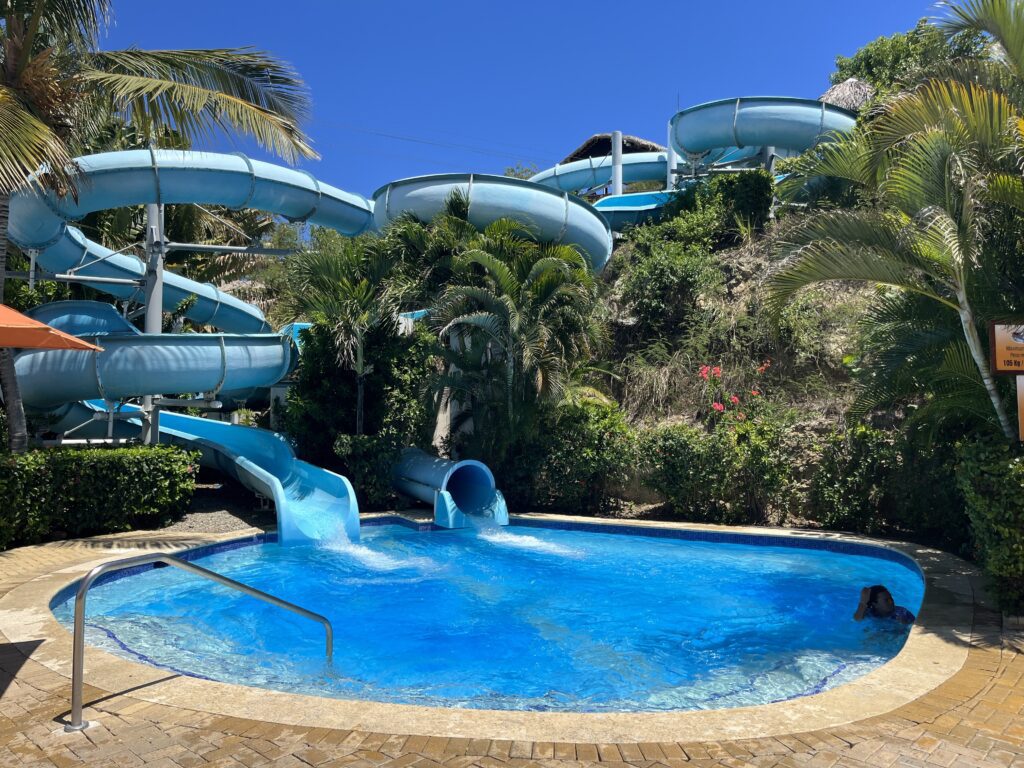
[51,520,924,713]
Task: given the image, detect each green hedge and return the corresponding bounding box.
[0,445,198,550]
[527,401,636,514]
[641,416,788,525]
[956,438,1024,614]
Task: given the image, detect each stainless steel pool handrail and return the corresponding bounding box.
[65,552,334,732]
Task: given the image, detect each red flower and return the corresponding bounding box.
[751,389,761,396]
[757,359,772,374]
[699,365,710,380]
[729,395,739,405]
[712,366,722,377]
[712,402,725,412]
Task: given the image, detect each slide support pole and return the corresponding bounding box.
[611,130,623,196]
[141,202,165,444]
[666,121,676,191]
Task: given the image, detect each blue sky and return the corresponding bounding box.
[102,1,932,197]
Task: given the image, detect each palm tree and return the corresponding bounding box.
[430,218,603,463]
[282,230,404,435]
[0,0,317,452]
[768,78,1021,440]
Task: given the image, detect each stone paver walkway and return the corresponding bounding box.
[0,531,1021,768]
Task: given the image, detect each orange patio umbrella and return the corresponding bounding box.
[0,304,103,352]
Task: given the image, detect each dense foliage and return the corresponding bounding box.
[0,446,197,550]
[831,18,985,96]
[956,438,1024,613]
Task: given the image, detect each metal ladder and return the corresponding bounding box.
[64,552,333,732]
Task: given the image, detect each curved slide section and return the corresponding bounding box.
[9,150,375,334]
[372,173,613,271]
[671,97,856,159]
[392,448,509,529]
[16,302,293,409]
[529,151,672,194]
[15,301,358,544]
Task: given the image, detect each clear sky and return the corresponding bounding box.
[100,0,932,197]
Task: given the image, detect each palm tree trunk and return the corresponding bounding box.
[355,345,365,436]
[0,193,29,453]
[958,291,1015,441]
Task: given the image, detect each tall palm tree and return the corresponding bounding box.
[282,230,404,435]
[0,0,317,452]
[769,78,1022,440]
[430,218,602,463]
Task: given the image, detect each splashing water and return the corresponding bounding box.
[319,526,438,572]
[478,528,583,557]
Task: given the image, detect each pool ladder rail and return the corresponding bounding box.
[64,552,334,732]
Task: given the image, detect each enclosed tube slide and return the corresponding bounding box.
[17,302,292,408]
[372,173,613,272]
[392,448,509,529]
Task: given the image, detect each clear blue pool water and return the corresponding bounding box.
[52,523,923,712]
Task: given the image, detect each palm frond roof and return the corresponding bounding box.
[819,78,876,112]
[560,133,665,164]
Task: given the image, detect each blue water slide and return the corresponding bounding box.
[372,173,613,272]
[670,97,857,158]
[16,301,293,408]
[47,400,359,543]
[14,301,358,543]
[8,150,375,334]
[528,151,672,193]
[391,448,509,529]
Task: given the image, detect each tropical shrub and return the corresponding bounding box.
[807,424,969,550]
[526,401,636,513]
[619,211,722,341]
[641,377,789,526]
[333,328,439,509]
[809,425,900,534]
[0,446,197,550]
[285,323,439,472]
[956,437,1024,613]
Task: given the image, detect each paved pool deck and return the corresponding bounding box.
[0,516,1021,767]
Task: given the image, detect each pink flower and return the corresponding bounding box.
[729,395,739,405]
[699,365,710,380]
[712,366,722,377]
[712,402,725,412]
[751,389,761,396]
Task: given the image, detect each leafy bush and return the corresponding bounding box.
[526,401,636,513]
[809,425,899,534]
[617,206,723,342]
[0,446,197,550]
[642,402,789,525]
[956,438,1024,614]
[664,170,774,236]
[285,323,439,473]
[809,425,969,550]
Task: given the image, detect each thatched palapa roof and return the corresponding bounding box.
[819,78,876,112]
[560,133,665,165]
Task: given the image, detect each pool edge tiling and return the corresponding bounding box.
[0,515,983,743]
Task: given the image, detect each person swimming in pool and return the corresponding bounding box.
[854,585,915,624]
